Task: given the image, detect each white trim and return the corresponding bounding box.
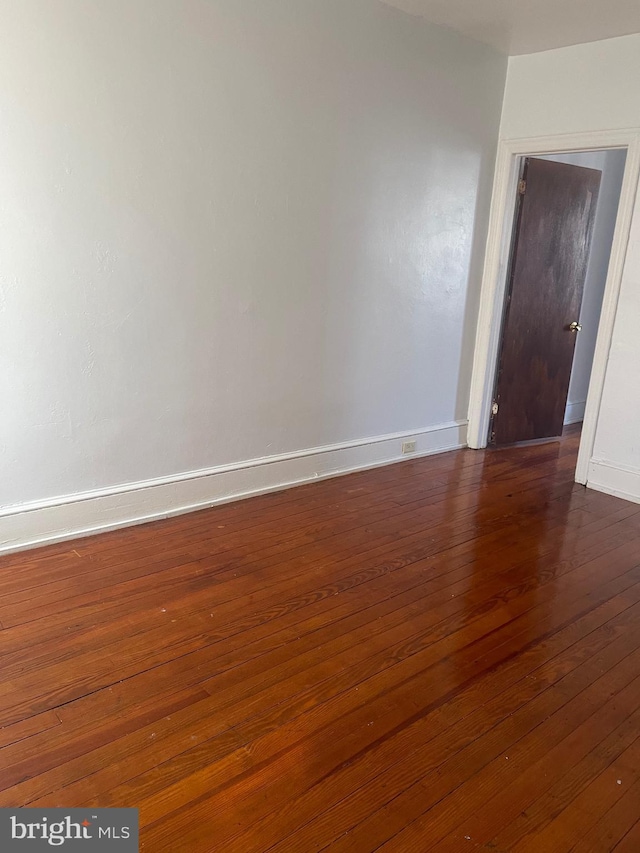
[0,420,467,555]
[587,459,640,505]
[467,128,640,488]
[564,400,586,426]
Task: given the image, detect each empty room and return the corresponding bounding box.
[2,1,640,850]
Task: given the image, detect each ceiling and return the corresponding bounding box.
[381,0,640,55]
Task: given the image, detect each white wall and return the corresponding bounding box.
[540,150,626,425]
[0,0,506,551]
[500,34,640,140]
[501,33,640,503]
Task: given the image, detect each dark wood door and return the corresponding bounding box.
[490,157,601,446]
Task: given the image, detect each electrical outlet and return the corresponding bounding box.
[402,440,417,455]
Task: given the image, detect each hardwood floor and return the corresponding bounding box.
[2,426,640,851]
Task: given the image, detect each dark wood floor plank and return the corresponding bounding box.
[2,485,623,726]
[0,710,61,750]
[612,820,640,852]
[423,679,640,853]
[0,453,621,648]
[513,741,640,853]
[3,488,627,674]
[482,712,640,852]
[268,676,640,853]
[88,579,640,823]
[14,559,640,810]
[328,659,640,853]
[0,430,588,604]
[1,427,639,852]
[132,577,640,843]
[135,610,640,852]
[10,536,636,808]
[2,503,637,731]
[0,461,589,628]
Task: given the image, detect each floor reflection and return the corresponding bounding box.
[446,430,583,680]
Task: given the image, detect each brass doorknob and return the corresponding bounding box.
[569,321,582,332]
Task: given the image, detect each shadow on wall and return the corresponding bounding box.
[454,144,501,425]
[309,10,503,442]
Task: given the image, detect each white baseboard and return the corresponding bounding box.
[587,459,640,505]
[564,400,586,425]
[0,421,467,556]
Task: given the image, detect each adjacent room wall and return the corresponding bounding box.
[501,33,640,503]
[0,0,507,551]
[540,150,627,426]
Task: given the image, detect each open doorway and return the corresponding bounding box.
[467,130,640,488]
[489,148,627,447]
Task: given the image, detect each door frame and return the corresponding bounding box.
[467,129,640,484]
